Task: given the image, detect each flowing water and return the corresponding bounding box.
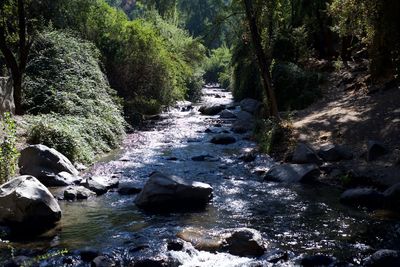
[1,87,400,266]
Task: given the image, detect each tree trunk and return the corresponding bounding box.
[243,0,280,119]
[12,72,23,115]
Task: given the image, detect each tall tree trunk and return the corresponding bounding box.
[243,0,280,119]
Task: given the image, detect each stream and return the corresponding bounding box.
[2,87,400,266]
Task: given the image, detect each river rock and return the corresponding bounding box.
[199,104,226,116]
[18,144,80,186]
[239,153,257,162]
[300,254,335,267]
[366,140,388,161]
[64,186,96,201]
[222,228,266,257]
[340,188,385,209]
[384,183,400,210]
[177,228,224,252]
[83,176,119,196]
[117,182,142,195]
[264,164,319,183]
[240,98,262,115]
[363,249,400,267]
[92,256,115,267]
[236,111,254,122]
[80,249,100,262]
[292,143,322,165]
[219,109,237,119]
[135,172,213,211]
[0,176,61,231]
[210,134,236,145]
[318,144,353,162]
[231,120,254,134]
[191,154,219,162]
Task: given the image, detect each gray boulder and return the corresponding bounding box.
[236,111,254,122]
[64,186,96,201]
[83,176,119,196]
[340,188,385,209]
[117,182,142,195]
[318,144,353,162]
[292,143,322,165]
[240,98,262,115]
[231,120,254,134]
[363,249,400,267]
[199,105,226,116]
[0,176,61,230]
[18,145,80,186]
[219,109,237,119]
[367,140,388,161]
[222,228,266,257]
[264,164,319,183]
[135,172,213,211]
[210,134,236,145]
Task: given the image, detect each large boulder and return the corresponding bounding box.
[219,109,237,119]
[135,172,213,211]
[240,98,262,115]
[222,228,266,257]
[210,134,236,145]
[0,176,61,231]
[366,140,388,161]
[340,188,385,209]
[231,120,254,134]
[235,111,254,122]
[318,144,353,162]
[18,145,80,186]
[363,249,400,267]
[117,182,142,195]
[264,164,319,183]
[199,105,226,116]
[292,143,322,165]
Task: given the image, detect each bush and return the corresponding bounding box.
[0,113,19,184]
[203,45,232,86]
[24,30,125,163]
[272,62,322,111]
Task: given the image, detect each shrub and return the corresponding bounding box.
[0,113,19,184]
[23,30,125,163]
[203,45,232,86]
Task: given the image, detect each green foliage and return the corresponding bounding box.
[24,30,125,163]
[254,119,289,154]
[0,113,19,184]
[272,62,322,111]
[203,45,232,88]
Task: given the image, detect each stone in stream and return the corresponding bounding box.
[366,140,388,161]
[299,254,336,267]
[384,183,400,210]
[63,186,96,201]
[340,188,385,209]
[219,109,237,119]
[18,144,81,186]
[199,104,226,116]
[292,143,323,165]
[191,154,219,162]
[135,172,213,211]
[83,176,119,196]
[210,134,236,145]
[240,98,262,115]
[222,228,266,257]
[0,176,61,232]
[264,164,319,183]
[317,144,354,162]
[363,249,400,267]
[239,152,257,162]
[231,120,254,134]
[235,111,254,122]
[92,256,115,267]
[117,182,142,195]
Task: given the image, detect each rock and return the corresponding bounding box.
[318,144,353,162]
[363,249,400,267]
[0,176,61,231]
[231,120,254,134]
[210,134,236,145]
[292,143,322,165]
[4,256,31,267]
[191,155,219,162]
[75,163,87,171]
[219,109,237,119]
[239,153,257,162]
[264,164,319,183]
[80,249,100,262]
[340,188,385,209]
[177,228,224,252]
[264,249,290,264]
[199,105,226,116]
[167,240,184,251]
[135,172,213,211]
[222,228,266,257]
[18,144,80,186]
[384,183,400,210]
[240,98,262,115]
[51,171,82,187]
[300,255,335,267]
[92,256,115,267]
[133,259,166,267]
[83,176,119,196]
[367,140,388,161]
[235,111,254,122]
[64,186,96,201]
[117,182,142,195]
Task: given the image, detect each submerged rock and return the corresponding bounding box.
[210,134,236,145]
[64,186,96,201]
[118,182,142,195]
[363,249,400,267]
[292,143,322,165]
[135,172,213,211]
[191,154,219,162]
[18,144,80,186]
[222,228,266,257]
[264,164,319,183]
[0,176,61,232]
[340,188,385,209]
[199,104,226,116]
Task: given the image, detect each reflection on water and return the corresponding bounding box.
[2,87,400,265]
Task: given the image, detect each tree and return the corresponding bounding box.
[242,0,280,119]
